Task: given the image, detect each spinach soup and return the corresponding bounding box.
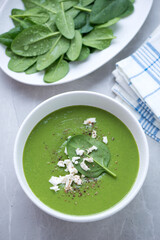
[23,106,139,215]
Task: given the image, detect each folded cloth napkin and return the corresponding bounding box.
[112,25,160,142]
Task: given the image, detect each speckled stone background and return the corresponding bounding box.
[0,0,160,239]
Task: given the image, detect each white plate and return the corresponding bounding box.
[0,0,153,86]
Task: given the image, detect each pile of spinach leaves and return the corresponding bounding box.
[0,0,134,83]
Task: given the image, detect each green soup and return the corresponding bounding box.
[23,106,139,215]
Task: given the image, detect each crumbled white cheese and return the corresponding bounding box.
[49,174,82,192]
[83,118,96,125]
[57,159,78,174]
[63,159,71,165]
[65,176,73,191]
[86,145,98,154]
[49,176,66,186]
[64,159,78,175]
[65,174,82,191]
[103,136,108,144]
[75,160,78,165]
[80,157,93,171]
[76,148,84,156]
[73,175,82,185]
[83,157,93,163]
[50,185,60,192]
[64,146,68,155]
[57,160,65,167]
[80,160,90,171]
[72,156,80,163]
[92,130,97,138]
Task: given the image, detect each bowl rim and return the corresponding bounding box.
[14,91,149,222]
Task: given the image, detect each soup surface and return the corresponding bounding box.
[23,106,139,215]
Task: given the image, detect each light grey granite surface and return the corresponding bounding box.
[0,1,160,240]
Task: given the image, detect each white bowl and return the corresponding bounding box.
[14,91,149,222]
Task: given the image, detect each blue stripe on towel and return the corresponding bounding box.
[144,120,150,129]
[113,88,157,125]
[147,123,153,131]
[134,51,160,81]
[131,55,160,85]
[129,44,160,81]
[145,130,160,142]
[150,125,155,133]
[139,116,143,123]
[153,127,159,135]
[146,42,160,57]
[143,45,160,68]
[144,87,160,99]
[142,119,147,127]
[113,89,135,109]
[136,104,141,111]
[137,98,153,114]
[138,48,160,78]
[151,117,155,124]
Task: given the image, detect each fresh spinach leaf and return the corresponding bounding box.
[83,28,115,50]
[96,17,120,29]
[119,1,134,18]
[66,30,82,61]
[12,8,50,25]
[90,0,129,24]
[66,7,80,18]
[74,3,93,33]
[89,47,96,53]
[11,8,25,16]
[63,0,78,11]
[44,13,57,32]
[80,0,95,6]
[25,62,39,74]
[80,14,93,34]
[5,48,15,58]
[11,17,35,29]
[29,0,59,14]
[67,135,116,178]
[74,11,87,29]
[44,21,57,32]
[83,27,115,41]
[11,25,60,57]
[0,26,23,47]
[11,9,26,26]
[44,55,69,83]
[37,35,70,70]
[56,3,75,39]
[22,0,46,9]
[11,9,35,28]
[8,55,37,72]
[76,46,90,61]
[83,39,112,50]
[73,0,94,11]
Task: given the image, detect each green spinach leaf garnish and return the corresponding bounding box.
[67,135,116,178]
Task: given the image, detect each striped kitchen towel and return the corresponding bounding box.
[112,81,160,142]
[112,25,160,142]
